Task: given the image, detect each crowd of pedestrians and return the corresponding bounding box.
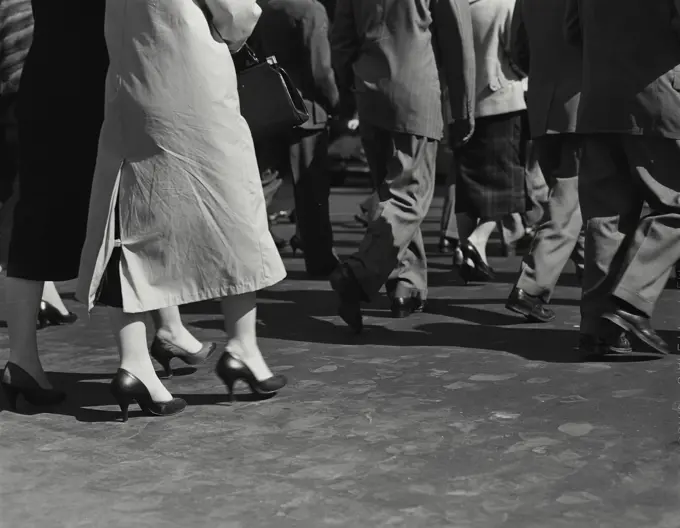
[0,0,678,421]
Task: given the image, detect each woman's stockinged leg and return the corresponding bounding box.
[151,306,202,354]
[5,277,50,387]
[467,219,497,265]
[220,292,273,381]
[108,308,173,403]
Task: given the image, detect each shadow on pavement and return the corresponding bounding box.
[186,289,670,365]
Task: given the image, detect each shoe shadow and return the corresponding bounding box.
[0,370,275,422]
[187,288,670,365]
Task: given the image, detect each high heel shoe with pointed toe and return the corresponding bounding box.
[110,369,186,422]
[1,363,66,411]
[215,351,287,403]
[458,242,495,284]
[149,337,217,378]
[36,301,78,329]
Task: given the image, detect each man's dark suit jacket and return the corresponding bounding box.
[511,0,581,138]
[252,0,339,129]
[565,0,680,138]
[331,0,476,141]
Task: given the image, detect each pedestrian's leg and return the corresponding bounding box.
[607,137,680,336]
[515,135,583,301]
[522,138,549,228]
[345,129,438,299]
[578,135,641,337]
[439,165,459,244]
[291,129,336,274]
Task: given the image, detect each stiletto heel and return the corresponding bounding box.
[1,383,20,411]
[109,369,186,422]
[1,364,66,411]
[149,337,217,379]
[158,357,173,379]
[224,379,235,403]
[289,235,304,256]
[215,351,287,402]
[36,301,78,330]
[111,391,132,423]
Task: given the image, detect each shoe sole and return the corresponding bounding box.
[602,313,669,355]
[604,344,633,354]
[505,302,555,323]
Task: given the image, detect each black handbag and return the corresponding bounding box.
[236,44,309,141]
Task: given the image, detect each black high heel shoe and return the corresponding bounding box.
[1,363,66,411]
[215,351,287,402]
[150,337,217,378]
[458,241,495,284]
[290,235,304,256]
[110,369,186,422]
[37,301,78,329]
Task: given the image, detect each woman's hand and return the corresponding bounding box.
[204,0,261,52]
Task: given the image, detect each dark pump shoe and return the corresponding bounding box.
[215,351,287,403]
[390,295,426,318]
[110,369,186,423]
[37,301,78,329]
[602,308,670,355]
[505,287,555,323]
[1,363,66,411]
[150,337,218,379]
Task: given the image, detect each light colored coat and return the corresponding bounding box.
[76,0,287,313]
[468,0,525,119]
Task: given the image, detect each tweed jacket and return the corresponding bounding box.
[511,0,581,137]
[251,0,339,129]
[565,0,680,138]
[331,0,476,141]
[0,0,33,98]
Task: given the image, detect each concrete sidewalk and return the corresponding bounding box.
[0,185,678,528]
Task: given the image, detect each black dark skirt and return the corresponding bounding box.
[454,111,527,220]
[6,0,107,281]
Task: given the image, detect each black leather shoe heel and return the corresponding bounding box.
[505,287,555,323]
[602,309,669,355]
[37,301,78,329]
[215,352,287,403]
[1,363,66,411]
[150,338,217,379]
[110,369,186,422]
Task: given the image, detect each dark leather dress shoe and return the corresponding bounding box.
[505,287,555,323]
[602,308,669,355]
[390,295,427,318]
[601,330,632,354]
[578,331,632,358]
[329,265,364,334]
